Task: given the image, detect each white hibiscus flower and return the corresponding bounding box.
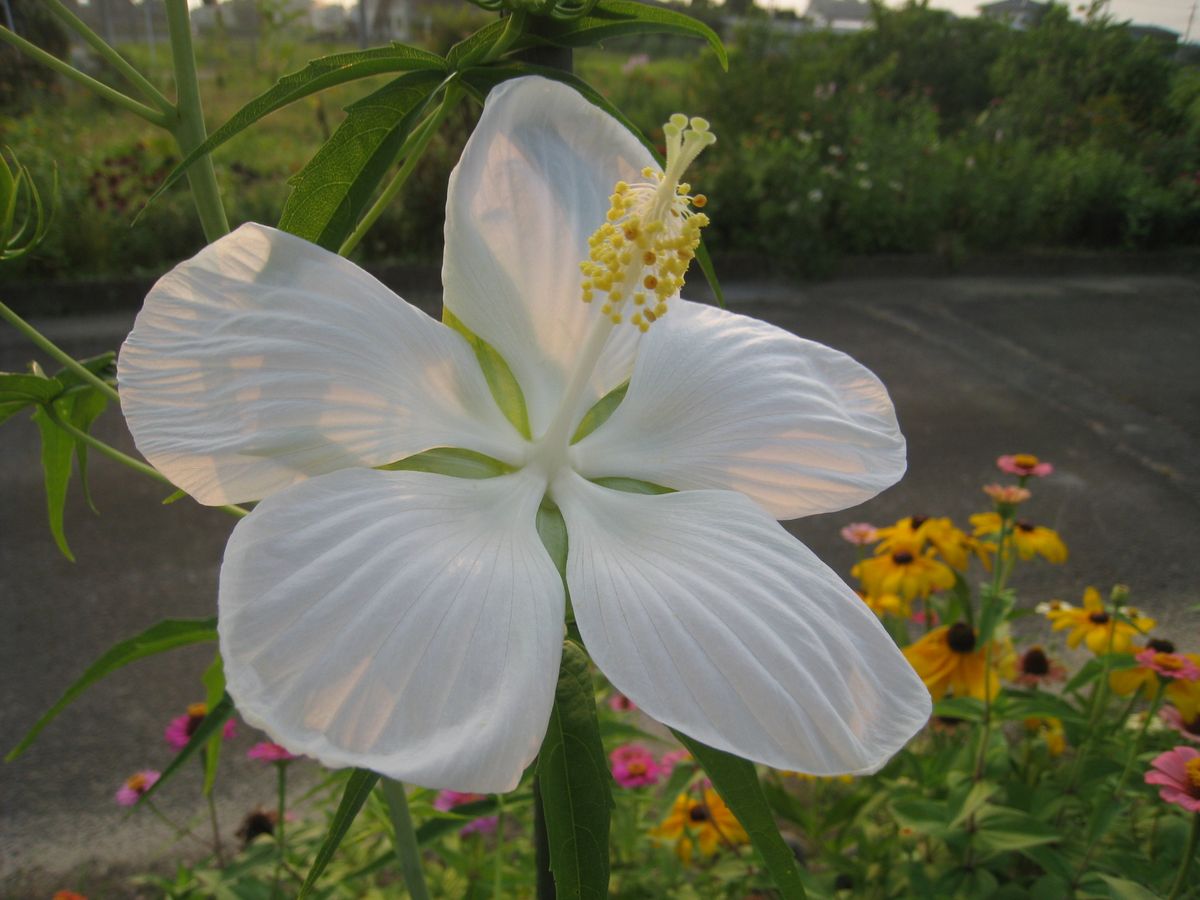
[117,76,930,792]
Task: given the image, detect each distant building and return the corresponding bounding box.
[979,0,1049,30]
[803,0,871,33]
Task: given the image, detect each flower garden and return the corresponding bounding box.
[2,2,1198,898]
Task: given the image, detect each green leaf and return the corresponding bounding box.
[379,447,515,478]
[571,381,628,444]
[931,696,985,722]
[0,371,62,405]
[537,641,613,900]
[446,18,510,70]
[462,62,727,309]
[589,476,674,495]
[671,731,807,899]
[1089,874,1161,900]
[33,404,75,560]
[532,1,728,71]
[948,781,998,830]
[973,806,1059,858]
[138,692,235,805]
[278,69,446,250]
[7,617,218,760]
[977,586,1015,644]
[298,769,381,899]
[443,308,531,440]
[69,388,107,514]
[201,653,226,796]
[889,795,951,839]
[143,45,445,211]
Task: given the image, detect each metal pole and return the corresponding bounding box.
[143,0,156,67]
[357,0,368,48]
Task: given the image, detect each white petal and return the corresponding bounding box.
[571,300,906,520]
[119,223,523,505]
[220,468,563,792]
[554,474,930,775]
[443,76,654,436]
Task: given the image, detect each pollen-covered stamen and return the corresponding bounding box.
[579,115,715,332]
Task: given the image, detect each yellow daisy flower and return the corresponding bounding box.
[874,515,982,571]
[1023,716,1066,756]
[970,512,1067,564]
[859,590,911,619]
[902,623,1014,702]
[652,787,748,863]
[1046,587,1155,654]
[852,540,956,600]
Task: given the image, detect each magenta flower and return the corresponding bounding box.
[1135,649,1200,682]
[840,522,878,546]
[1145,746,1200,811]
[247,742,297,763]
[996,454,1053,478]
[911,609,940,628]
[659,748,692,775]
[1161,707,1200,744]
[607,692,637,713]
[165,703,238,751]
[433,790,498,836]
[610,744,664,788]
[115,769,160,806]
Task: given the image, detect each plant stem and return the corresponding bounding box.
[493,793,506,898]
[1113,680,1166,800]
[145,798,208,848]
[206,789,226,866]
[43,0,173,112]
[164,0,229,243]
[337,83,462,258]
[381,779,431,900]
[40,406,249,518]
[1166,811,1199,900]
[0,26,168,126]
[0,300,121,404]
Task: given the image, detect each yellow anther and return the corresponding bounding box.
[609,289,622,302]
[692,194,707,208]
[615,181,629,193]
[642,251,656,265]
[610,313,622,324]
[633,292,646,305]
[642,166,655,178]
[643,275,658,290]
[645,308,657,322]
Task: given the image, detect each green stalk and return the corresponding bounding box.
[1166,812,1199,899]
[381,779,431,900]
[533,777,556,900]
[40,406,249,519]
[206,784,226,866]
[492,794,507,898]
[1113,680,1166,800]
[0,26,168,126]
[272,762,288,899]
[164,0,229,243]
[0,300,121,404]
[43,0,173,113]
[974,515,1013,780]
[337,84,463,258]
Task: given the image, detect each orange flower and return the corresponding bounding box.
[652,787,748,862]
[1047,587,1154,655]
[903,623,1014,702]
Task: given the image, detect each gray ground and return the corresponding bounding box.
[2,272,1198,896]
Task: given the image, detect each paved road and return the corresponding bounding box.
[3,273,1198,895]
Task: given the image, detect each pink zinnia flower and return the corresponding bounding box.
[659,748,692,775]
[911,609,939,628]
[165,702,237,751]
[247,742,297,763]
[996,454,1053,478]
[840,522,878,546]
[1161,706,1200,744]
[610,744,664,788]
[1145,746,1200,812]
[1135,649,1200,682]
[1015,646,1066,687]
[115,769,160,806]
[433,790,498,836]
[982,484,1031,504]
[607,692,637,713]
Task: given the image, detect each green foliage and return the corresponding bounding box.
[298,769,381,899]
[6,616,217,760]
[139,693,235,805]
[537,641,614,899]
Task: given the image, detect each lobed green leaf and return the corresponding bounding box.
[278,70,446,250]
[7,617,218,760]
[672,731,808,899]
[298,769,381,899]
[537,641,613,900]
[143,45,445,211]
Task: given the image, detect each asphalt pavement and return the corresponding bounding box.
[2,271,1198,895]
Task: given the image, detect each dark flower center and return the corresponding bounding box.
[1089,612,1110,624]
[1021,647,1050,675]
[237,810,277,846]
[185,714,204,737]
[1016,521,1035,532]
[1185,716,1200,736]
[947,622,977,653]
[892,550,915,565]
[689,805,711,822]
[1148,638,1176,654]
[909,515,928,530]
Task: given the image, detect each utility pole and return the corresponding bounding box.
[358,0,368,48]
